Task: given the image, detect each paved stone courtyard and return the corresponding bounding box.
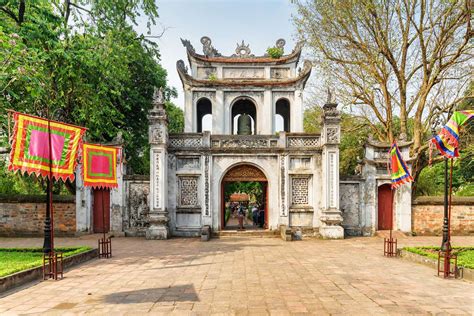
[0,235,473,315]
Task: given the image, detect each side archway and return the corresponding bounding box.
[275,98,290,132]
[196,97,212,132]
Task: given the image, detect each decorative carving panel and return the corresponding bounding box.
[169,137,203,148]
[374,149,390,160]
[196,67,217,79]
[149,126,164,144]
[287,136,321,148]
[326,127,339,143]
[153,152,160,209]
[126,182,150,231]
[271,68,290,79]
[223,165,266,182]
[204,155,210,216]
[291,177,309,205]
[223,67,265,79]
[220,138,268,148]
[177,157,201,170]
[178,176,199,207]
[328,152,337,208]
[290,157,311,170]
[280,155,287,216]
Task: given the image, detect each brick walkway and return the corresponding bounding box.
[0,235,473,315]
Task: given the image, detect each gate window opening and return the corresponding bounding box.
[223,181,267,230]
[275,98,290,132]
[197,98,212,133]
[231,98,257,135]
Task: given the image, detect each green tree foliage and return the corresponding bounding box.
[1,0,181,178]
[224,182,264,204]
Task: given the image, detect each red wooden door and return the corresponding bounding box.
[93,189,110,233]
[378,184,393,230]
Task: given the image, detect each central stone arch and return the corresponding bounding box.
[220,164,268,230]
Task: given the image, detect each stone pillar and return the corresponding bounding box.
[214,90,224,134]
[320,102,344,239]
[75,164,92,234]
[293,89,304,132]
[184,88,193,132]
[146,87,170,240]
[262,90,273,134]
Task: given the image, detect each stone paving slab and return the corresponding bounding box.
[0,235,472,315]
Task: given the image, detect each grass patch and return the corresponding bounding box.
[0,246,92,277]
[403,246,474,269]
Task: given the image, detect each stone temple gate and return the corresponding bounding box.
[145,37,344,239]
[74,36,413,240]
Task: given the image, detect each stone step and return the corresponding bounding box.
[375,230,409,238]
[213,230,279,238]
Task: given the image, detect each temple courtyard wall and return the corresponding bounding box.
[1,192,473,237]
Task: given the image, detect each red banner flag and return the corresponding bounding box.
[8,112,86,182]
[82,143,119,189]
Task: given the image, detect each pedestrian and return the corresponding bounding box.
[252,205,258,226]
[238,205,245,230]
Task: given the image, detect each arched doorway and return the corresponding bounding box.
[378,184,393,230]
[231,98,257,134]
[221,164,268,230]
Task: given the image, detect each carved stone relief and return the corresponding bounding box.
[154,152,160,209]
[197,67,217,79]
[204,155,210,216]
[326,127,339,143]
[201,36,221,57]
[150,127,163,144]
[232,40,254,58]
[328,152,337,208]
[177,157,201,170]
[220,138,268,148]
[271,68,290,79]
[280,155,287,216]
[290,157,311,170]
[223,165,267,182]
[222,67,264,79]
[127,182,150,231]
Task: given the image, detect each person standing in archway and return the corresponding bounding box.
[238,204,245,230]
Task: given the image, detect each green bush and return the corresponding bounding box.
[266,47,284,59]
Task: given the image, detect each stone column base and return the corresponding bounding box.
[319,225,344,239]
[145,225,169,240]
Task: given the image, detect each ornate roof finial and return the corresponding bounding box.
[201,36,221,57]
[152,87,165,110]
[180,38,195,53]
[275,38,286,52]
[233,40,253,58]
[326,87,333,104]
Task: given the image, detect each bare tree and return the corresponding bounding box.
[294,0,472,179]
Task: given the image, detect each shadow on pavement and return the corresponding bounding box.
[103,284,199,304]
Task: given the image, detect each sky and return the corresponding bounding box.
[135,0,299,109]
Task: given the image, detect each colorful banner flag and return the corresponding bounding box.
[82,143,119,189]
[8,112,86,181]
[389,142,413,189]
[431,110,474,159]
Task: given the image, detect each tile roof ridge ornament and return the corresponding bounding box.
[232,40,254,58]
[200,36,221,57]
